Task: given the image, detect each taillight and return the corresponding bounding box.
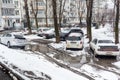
[80,41,82,44]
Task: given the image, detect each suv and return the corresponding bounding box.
[66,32,83,50]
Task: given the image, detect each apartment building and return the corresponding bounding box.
[0,0,15,29]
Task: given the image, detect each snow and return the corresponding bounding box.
[113,61,120,69]
[0,23,120,79]
[0,44,88,80]
[24,34,43,41]
[80,64,120,80]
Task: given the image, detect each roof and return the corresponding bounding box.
[68,32,82,37]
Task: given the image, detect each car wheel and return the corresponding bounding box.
[7,42,11,48]
[21,46,25,49]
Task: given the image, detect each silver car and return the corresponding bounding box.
[0,33,27,48]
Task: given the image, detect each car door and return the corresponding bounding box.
[90,39,97,50]
[5,34,13,45]
[1,34,7,44]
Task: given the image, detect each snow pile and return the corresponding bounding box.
[80,64,120,80]
[113,61,120,69]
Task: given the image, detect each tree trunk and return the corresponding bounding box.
[89,0,93,42]
[115,0,119,44]
[59,0,62,26]
[52,0,60,43]
[86,0,93,42]
[30,0,38,30]
[35,15,38,29]
[45,0,48,27]
[24,0,32,34]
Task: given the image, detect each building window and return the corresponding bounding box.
[2,8,14,16]
[15,10,19,15]
[2,0,13,3]
[16,19,20,23]
[14,1,18,6]
[38,10,44,14]
[36,2,45,6]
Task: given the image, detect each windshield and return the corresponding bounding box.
[14,35,26,39]
[43,29,50,31]
[98,40,113,43]
[67,36,81,41]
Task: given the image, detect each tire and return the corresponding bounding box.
[21,46,25,49]
[7,42,11,48]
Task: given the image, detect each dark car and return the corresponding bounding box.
[59,28,71,41]
[59,28,84,41]
[68,28,84,37]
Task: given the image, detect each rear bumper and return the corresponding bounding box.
[66,44,83,50]
[95,50,120,56]
[11,42,28,47]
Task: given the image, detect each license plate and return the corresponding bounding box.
[70,42,76,44]
[106,52,113,54]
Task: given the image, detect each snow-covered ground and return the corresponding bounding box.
[0,44,88,80]
[0,23,120,80]
[49,23,120,80]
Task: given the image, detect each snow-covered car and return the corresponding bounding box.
[90,38,120,56]
[0,33,27,48]
[38,27,50,36]
[69,27,84,36]
[66,32,83,50]
[39,28,55,39]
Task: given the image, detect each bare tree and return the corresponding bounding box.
[77,0,85,25]
[30,0,39,29]
[86,0,94,42]
[52,0,60,43]
[24,0,32,34]
[58,0,66,27]
[100,4,108,26]
[114,0,119,44]
[45,0,48,27]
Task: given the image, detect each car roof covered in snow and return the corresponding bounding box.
[68,32,82,37]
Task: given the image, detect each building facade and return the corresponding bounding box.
[0,0,15,29]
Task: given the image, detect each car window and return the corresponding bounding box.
[67,36,81,41]
[98,40,113,43]
[6,34,12,37]
[2,34,7,37]
[43,29,50,31]
[92,39,97,44]
[14,35,26,39]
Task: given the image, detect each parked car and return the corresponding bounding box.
[59,28,71,41]
[66,32,83,50]
[37,27,50,37]
[0,33,27,48]
[68,27,84,36]
[90,38,120,56]
[38,28,55,39]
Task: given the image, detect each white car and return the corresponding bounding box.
[0,33,27,48]
[66,32,83,50]
[90,38,120,56]
[38,28,55,39]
